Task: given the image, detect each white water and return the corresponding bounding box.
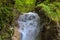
[18,12,42,40]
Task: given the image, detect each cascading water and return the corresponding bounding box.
[17,12,42,40]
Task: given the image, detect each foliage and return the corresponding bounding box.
[14,0,36,13]
[0,0,60,40]
[0,0,14,40]
[36,2,60,22]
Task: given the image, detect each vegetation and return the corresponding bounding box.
[0,0,60,40]
[0,0,14,40]
[14,0,36,13]
[37,1,60,22]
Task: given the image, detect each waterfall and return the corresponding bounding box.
[17,12,42,40]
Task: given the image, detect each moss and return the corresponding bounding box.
[36,2,60,22]
[0,0,60,40]
[14,0,36,13]
[0,0,14,40]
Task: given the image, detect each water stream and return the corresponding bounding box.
[17,12,42,40]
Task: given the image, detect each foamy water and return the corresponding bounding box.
[18,12,42,40]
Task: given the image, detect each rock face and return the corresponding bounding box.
[17,12,42,40]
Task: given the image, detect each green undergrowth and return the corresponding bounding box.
[0,0,15,40]
[0,0,60,40]
[36,1,60,22]
[14,0,36,13]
